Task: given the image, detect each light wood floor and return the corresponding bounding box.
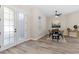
[1,35,79,54]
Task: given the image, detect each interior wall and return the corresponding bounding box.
[48,11,79,31]
[47,15,67,30]
[66,11,79,30]
[0,6,4,46]
[30,8,47,40]
[46,17,52,30]
[14,6,48,40]
[45,17,52,34]
[57,16,68,30]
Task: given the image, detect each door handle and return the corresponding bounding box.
[14,28,16,33]
[0,18,1,21]
[0,32,1,35]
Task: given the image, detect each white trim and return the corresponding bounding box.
[31,34,46,40]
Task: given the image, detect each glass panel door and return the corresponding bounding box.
[4,7,15,46]
[18,12,25,40]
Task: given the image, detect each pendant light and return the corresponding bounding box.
[55,10,62,17]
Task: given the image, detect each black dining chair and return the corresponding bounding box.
[52,29,63,42]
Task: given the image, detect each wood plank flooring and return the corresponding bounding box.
[1,36,79,54]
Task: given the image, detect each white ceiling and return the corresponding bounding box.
[15,5,79,17]
[31,5,79,17]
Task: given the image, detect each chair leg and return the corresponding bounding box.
[57,39,59,42]
[49,33,51,38]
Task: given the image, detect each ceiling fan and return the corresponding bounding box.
[55,10,62,17]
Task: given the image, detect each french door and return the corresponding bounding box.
[17,12,25,40]
[3,7,15,46]
[1,6,27,48]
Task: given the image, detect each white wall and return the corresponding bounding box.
[48,10,79,31]
[14,6,48,40]
[66,11,79,30]
[57,16,68,30]
[47,15,67,30]
[30,8,47,40]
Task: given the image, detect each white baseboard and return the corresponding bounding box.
[31,34,46,40]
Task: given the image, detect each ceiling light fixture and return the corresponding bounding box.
[55,10,62,17]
